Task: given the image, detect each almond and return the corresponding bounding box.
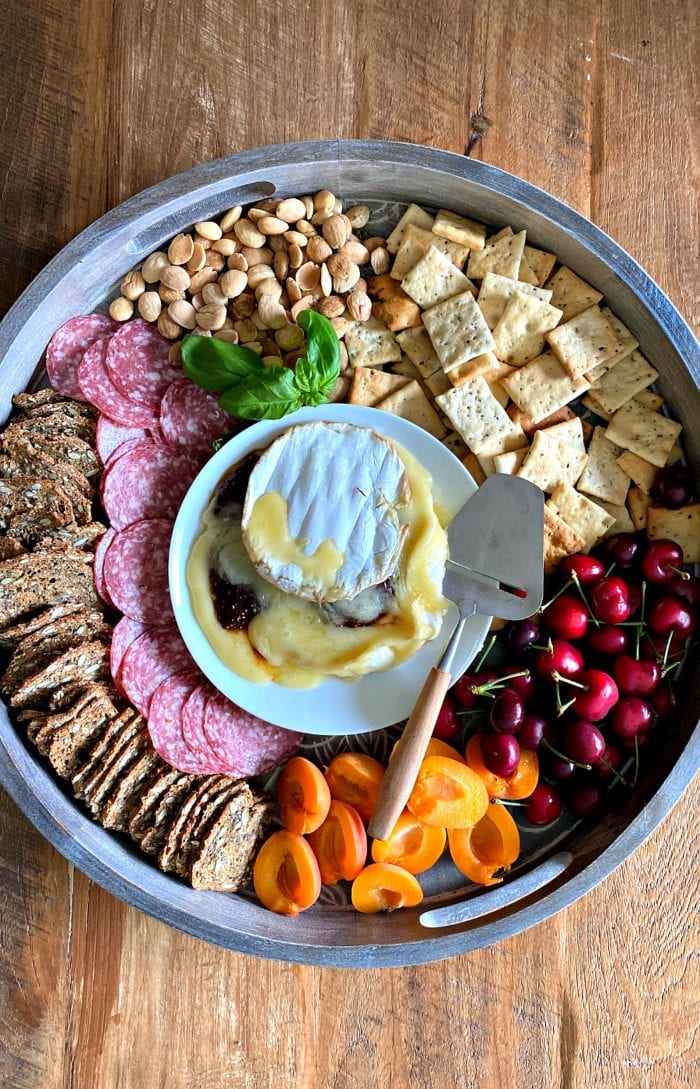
[295,220,317,238]
[234,318,259,343]
[187,242,207,273]
[227,253,248,273]
[201,282,228,306]
[157,311,181,339]
[273,250,289,281]
[219,269,248,298]
[205,250,226,271]
[158,284,186,304]
[160,264,191,292]
[341,239,370,265]
[119,269,146,300]
[109,296,133,321]
[256,279,283,301]
[257,215,289,236]
[196,303,227,331]
[319,262,332,297]
[141,251,169,283]
[242,246,273,267]
[322,214,348,249]
[137,291,162,322]
[317,295,345,319]
[167,233,195,265]
[370,247,391,274]
[287,244,304,270]
[230,294,256,320]
[314,189,336,213]
[306,234,332,264]
[346,205,370,229]
[214,328,240,343]
[219,206,242,231]
[195,220,223,241]
[275,323,305,352]
[291,296,315,320]
[168,300,197,329]
[327,252,360,294]
[276,197,307,224]
[212,238,238,256]
[247,264,277,289]
[296,262,321,292]
[234,219,266,248]
[188,267,218,293]
[346,290,372,322]
[286,277,302,304]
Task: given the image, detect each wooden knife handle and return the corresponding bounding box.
[368,666,453,841]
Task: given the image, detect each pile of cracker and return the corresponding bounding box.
[0,390,271,892]
[335,204,698,572]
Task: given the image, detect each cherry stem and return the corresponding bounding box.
[531,639,554,653]
[664,563,689,581]
[570,571,601,628]
[474,634,497,673]
[492,798,528,808]
[554,678,577,717]
[540,578,574,612]
[662,630,674,669]
[605,561,616,577]
[599,757,629,787]
[542,738,592,771]
[551,672,587,690]
[635,581,647,659]
[457,670,530,706]
[632,735,640,788]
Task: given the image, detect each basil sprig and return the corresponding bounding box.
[181,309,341,421]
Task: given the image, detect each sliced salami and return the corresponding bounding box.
[160,378,234,454]
[93,527,116,606]
[203,691,302,776]
[110,616,147,689]
[46,313,119,400]
[105,320,180,409]
[147,670,215,773]
[78,337,160,428]
[96,415,148,465]
[119,623,195,715]
[102,518,174,625]
[181,683,230,772]
[100,440,202,530]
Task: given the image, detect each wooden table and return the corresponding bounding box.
[1,2,698,1086]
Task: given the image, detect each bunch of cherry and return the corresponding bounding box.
[435,530,697,827]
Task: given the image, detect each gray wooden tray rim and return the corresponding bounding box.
[0,140,698,968]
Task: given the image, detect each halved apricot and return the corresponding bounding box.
[465,734,539,800]
[351,863,423,913]
[390,737,467,765]
[407,755,489,829]
[253,830,321,916]
[276,756,331,834]
[306,799,367,883]
[324,753,385,823]
[371,810,446,873]
[448,802,521,886]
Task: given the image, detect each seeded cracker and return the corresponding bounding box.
[647,504,700,563]
[432,209,487,250]
[581,393,610,421]
[501,351,589,424]
[447,353,500,387]
[589,350,659,414]
[547,484,616,551]
[546,305,628,381]
[476,272,553,330]
[467,230,526,281]
[436,376,524,456]
[516,428,588,493]
[522,245,557,288]
[544,266,603,321]
[344,316,401,368]
[634,389,664,412]
[539,416,585,452]
[616,450,658,493]
[395,327,442,377]
[423,370,452,398]
[386,203,435,254]
[493,448,529,474]
[628,486,652,530]
[401,246,473,310]
[488,377,510,407]
[543,505,587,574]
[597,500,635,536]
[605,399,681,468]
[377,380,447,439]
[391,224,469,280]
[392,356,422,382]
[422,290,495,371]
[492,292,563,366]
[576,425,631,506]
[349,368,409,407]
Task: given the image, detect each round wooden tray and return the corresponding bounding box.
[0,140,698,967]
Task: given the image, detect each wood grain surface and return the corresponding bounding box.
[1,1,698,1087]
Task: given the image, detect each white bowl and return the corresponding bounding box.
[169,403,491,735]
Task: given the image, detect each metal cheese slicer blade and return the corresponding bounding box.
[368,474,544,842]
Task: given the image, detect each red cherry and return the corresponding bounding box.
[433,695,459,740]
[621,729,652,752]
[610,696,653,739]
[641,539,684,584]
[564,720,606,764]
[542,752,577,781]
[481,732,521,777]
[572,669,619,721]
[590,577,631,624]
[603,533,639,567]
[626,583,642,617]
[650,683,675,717]
[542,595,588,639]
[613,655,661,696]
[588,625,629,657]
[570,785,605,819]
[453,670,497,708]
[594,741,624,781]
[640,630,687,661]
[501,665,536,703]
[652,465,693,509]
[535,639,583,681]
[524,783,562,825]
[489,688,526,734]
[559,554,606,585]
[518,713,552,751]
[648,595,696,638]
[667,573,700,607]
[507,619,540,655]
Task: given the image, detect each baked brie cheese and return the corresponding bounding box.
[186,421,449,688]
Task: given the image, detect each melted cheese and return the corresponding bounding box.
[246,491,345,591]
[186,443,448,689]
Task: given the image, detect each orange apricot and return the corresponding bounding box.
[253,830,321,916]
[465,734,539,800]
[390,737,467,765]
[324,752,385,823]
[351,863,423,913]
[448,802,521,886]
[306,799,367,883]
[371,809,446,873]
[276,756,331,834]
[407,755,489,829]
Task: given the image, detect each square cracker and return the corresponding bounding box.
[634,389,664,412]
[392,355,422,381]
[507,403,575,437]
[432,209,486,250]
[488,379,509,408]
[616,450,658,493]
[377,379,446,439]
[548,484,616,551]
[492,292,563,366]
[494,447,529,475]
[628,486,652,530]
[576,426,631,506]
[501,351,589,424]
[516,429,588,493]
[599,307,639,358]
[467,230,526,281]
[395,327,441,377]
[605,399,682,468]
[436,375,524,456]
[391,224,469,280]
[666,443,683,466]
[522,245,557,288]
[447,352,499,387]
[543,505,587,574]
[348,368,410,407]
[423,369,452,397]
[646,503,700,564]
[517,253,540,286]
[589,350,659,414]
[545,266,603,321]
[546,305,628,380]
[386,203,434,254]
[597,500,635,536]
[539,416,585,452]
[581,393,610,421]
[344,317,401,368]
[401,246,473,309]
[477,272,553,329]
[422,290,495,371]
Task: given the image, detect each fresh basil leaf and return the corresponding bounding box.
[181,334,263,393]
[297,309,341,389]
[293,357,319,395]
[219,366,303,420]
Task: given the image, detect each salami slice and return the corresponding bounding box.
[147,670,215,773]
[181,683,230,771]
[93,527,116,606]
[110,616,147,688]
[105,320,180,409]
[96,415,148,464]
[102,518,174,625]
[46,313,119,400]
[119,623,195,714]
[203,691,302,776]
[160,378,235,454]
[100,440,202,530]
[78,337,160,428]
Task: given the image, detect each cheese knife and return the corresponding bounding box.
[368,474,544,842]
